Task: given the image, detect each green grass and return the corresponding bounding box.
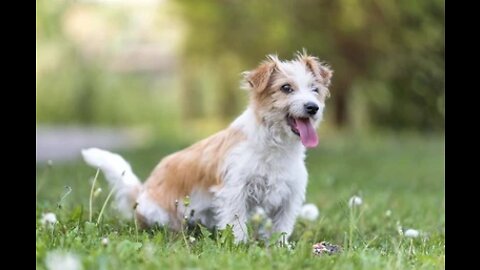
[36,133,445,269]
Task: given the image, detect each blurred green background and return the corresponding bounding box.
[36,0,444,142]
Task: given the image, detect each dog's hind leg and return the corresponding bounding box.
[134,191,171,228]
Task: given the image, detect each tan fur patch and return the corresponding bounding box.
[143,128,246,216]
[245,58,280,123]
[245,61,276,93]
[249,75,292,123]
[297,53,333,87]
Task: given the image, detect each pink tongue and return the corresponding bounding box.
[294,118,318,148]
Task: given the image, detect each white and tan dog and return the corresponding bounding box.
[82,52,333,242]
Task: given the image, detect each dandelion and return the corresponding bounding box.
[45,250,83,270]
[143,243,155,258]
[93,188,102,198]
[385,210,392,217]
[40,212,57,227]
[348,196,363,207]
[264,218,273,231]
[404,229,420,238]
[189,236,196,243]
[299,203,319,221]
[251,207,267,224]
[183,195,190,207]
[396,221,403,236]
[101,238,109,246]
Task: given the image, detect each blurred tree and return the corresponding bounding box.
[37,0,444,133]
[176,0,289,120]
[176,0,444,131]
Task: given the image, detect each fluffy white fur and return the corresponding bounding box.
[81,53,331,243]
[212,108,309,241]
[81,148,141,218]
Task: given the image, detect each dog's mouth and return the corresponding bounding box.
[286,115,319,148]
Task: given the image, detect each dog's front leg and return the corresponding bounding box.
[270,193,304,242]
[214,190,249,243]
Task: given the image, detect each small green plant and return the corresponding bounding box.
[57,186,72,209]
[96,186,116,225]
[89,168,100,222]
[35,134,445,269]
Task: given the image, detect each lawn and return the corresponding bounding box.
[36,132,445,270]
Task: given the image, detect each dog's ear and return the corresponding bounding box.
[298,53,333,87]
[242,56,277,93]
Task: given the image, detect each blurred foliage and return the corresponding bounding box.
[36,0,183,138]
[36,0,444,135]
[177,0,444,131]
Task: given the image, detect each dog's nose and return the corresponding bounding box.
[304,102,319,115]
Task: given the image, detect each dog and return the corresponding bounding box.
[82,51,333,243]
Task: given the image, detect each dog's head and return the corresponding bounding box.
[242,52,333,148]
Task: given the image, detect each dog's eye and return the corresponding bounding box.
[281,84,293,94]
[312,88,319,93]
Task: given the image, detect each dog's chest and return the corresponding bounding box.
[232,145,304,210]
[244,173,290,210]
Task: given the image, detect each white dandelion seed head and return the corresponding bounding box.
[385,210,392,217]
[45,250,83,270]
[348,196,363,207]
[299,203,320,221]
[264,218,273,230]
[286,242,295,251]
[253,206,266,217]
[396,221,403,236]
[404,229,420,238]
[101,238,109,246]
[93,188,102,198]
[143,243,155,258]
[41,213,57,227]
[189,236,196,243]
[251,206,267,223]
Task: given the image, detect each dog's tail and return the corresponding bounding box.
[81,148,142,219]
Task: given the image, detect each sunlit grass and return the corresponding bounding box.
[36,133,444,269]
